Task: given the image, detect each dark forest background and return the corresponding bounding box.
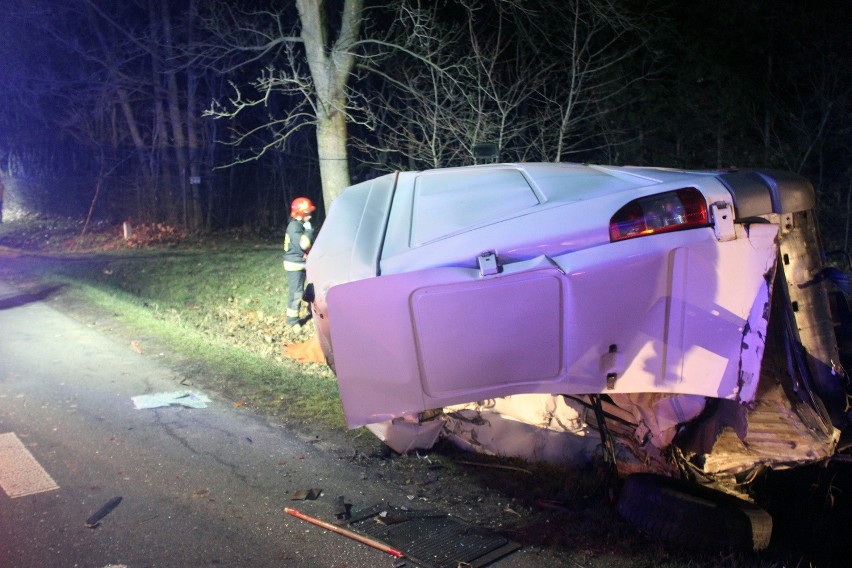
[0,0,850,249]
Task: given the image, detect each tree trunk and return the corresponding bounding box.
[185,0,203,230]
[295,0,363,212]
[161,0,190,229]
[149,0,171,224]
[116,87,151,220]
[316,109,351,205]
[187,69,202,230]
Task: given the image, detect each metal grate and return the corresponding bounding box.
[349,506,520,568]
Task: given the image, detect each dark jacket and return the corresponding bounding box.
[284,217,314,269]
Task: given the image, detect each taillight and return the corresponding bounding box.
[609,188,709,242]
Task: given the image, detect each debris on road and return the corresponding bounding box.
[85,496,123,528]
[332,495,352,521]
[130,341,142,354]
[131,390,211,409]
[192,488,210,500]
[290,487,322,501]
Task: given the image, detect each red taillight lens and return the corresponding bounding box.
[609,187,709,242]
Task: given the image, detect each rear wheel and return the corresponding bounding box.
[616,473,772,551]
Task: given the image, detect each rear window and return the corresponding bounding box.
[411,168,539,246]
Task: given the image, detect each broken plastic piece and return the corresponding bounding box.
[333,495,352,521]
[366,418,444,454]
[291,487,322,501]
[131,390,211,409]
[85,496,122,528]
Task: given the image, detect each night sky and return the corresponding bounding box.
[0,0,849,233]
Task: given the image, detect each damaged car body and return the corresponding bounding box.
[306,163,851,547]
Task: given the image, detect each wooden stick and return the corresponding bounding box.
[284,507,405,558]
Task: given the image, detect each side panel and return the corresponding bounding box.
[307,174,396,367]
[329,257,565,427]
[412,270,564,397]
[330,226,779,429]
[307,174,396,297]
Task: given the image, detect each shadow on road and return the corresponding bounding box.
[0,283,67,310]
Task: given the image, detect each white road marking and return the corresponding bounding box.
[0,432,59,498]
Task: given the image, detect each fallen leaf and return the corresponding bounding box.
[192,489,210,499]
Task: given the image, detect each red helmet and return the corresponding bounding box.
[290,197,316,217]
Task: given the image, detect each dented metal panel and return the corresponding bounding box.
[329,225,779,429]
[309,163,847,485]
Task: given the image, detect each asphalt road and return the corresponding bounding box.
[0,274,552,568]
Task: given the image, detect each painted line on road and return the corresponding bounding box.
[0,432,59,498]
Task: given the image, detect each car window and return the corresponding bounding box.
[411,169,539,246]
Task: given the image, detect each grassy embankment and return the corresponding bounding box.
[0,217,345,430]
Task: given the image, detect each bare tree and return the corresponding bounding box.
[534,0,652,161]
[353,0,653,171]
[204,0,365,212]
[205,0,647,207]
[2,0,222,228]
[350,3,471,170]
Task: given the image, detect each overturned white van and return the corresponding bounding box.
[306,163,851,549]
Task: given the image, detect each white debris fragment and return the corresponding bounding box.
[131,390,211,409]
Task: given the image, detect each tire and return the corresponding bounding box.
[616,473,773,552]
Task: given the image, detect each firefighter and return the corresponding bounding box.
[284,197,316,331]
